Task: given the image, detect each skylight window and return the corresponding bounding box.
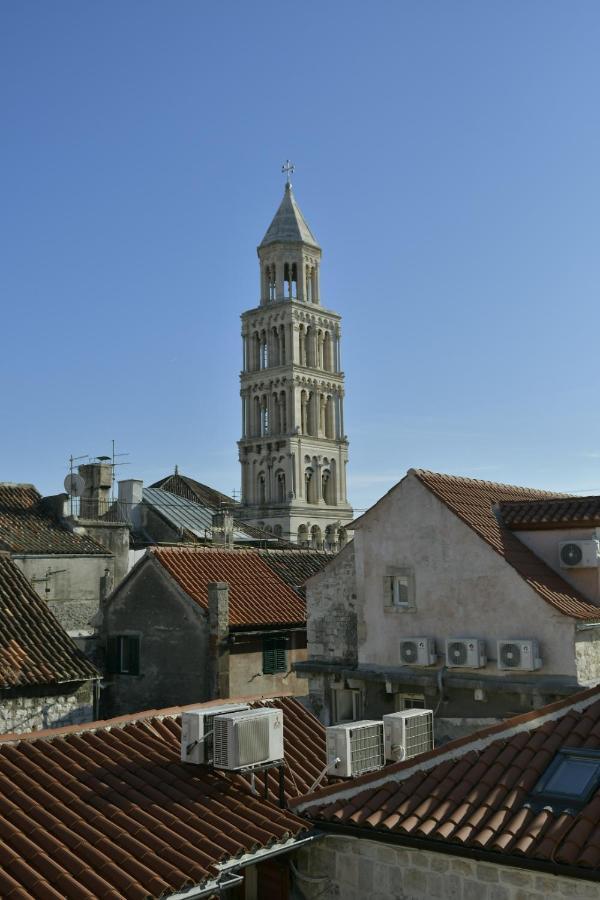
[532,748,600,808]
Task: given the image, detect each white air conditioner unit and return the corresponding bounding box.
[559,540,600,569]
[446,638,487,668]
[399,637,437,667]
[181,703,250,764]
[383,709,434,763]
[213,707,284,771]
[326,720,385,778]
[497,639,542,672]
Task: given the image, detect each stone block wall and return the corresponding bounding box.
[575,627,600,686]
[294,834,600,900]
[0,682,95,735]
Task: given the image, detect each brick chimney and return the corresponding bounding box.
[208,582,230,699]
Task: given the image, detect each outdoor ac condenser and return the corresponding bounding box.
[383,709,434,763]
[399,637,437,666]
[326,720,385,778]
[181,703,250,764]
[446,638,487,668]
[213,707,284,771]
[497,639,542,671]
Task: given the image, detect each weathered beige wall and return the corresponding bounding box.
[354,474,577,677]
[306,542,357,664]
[295,834,600,900]
[575,626,600,685]
[229,641,308,697]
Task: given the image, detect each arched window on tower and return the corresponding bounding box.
[310,524,323,550]
[279,325,286,364]
[275,470,286,503]
[284,262,297,299]
[325,525,338,552]
[300,390,308,434]
[323,332,333,371]
[279,390,287,433]
[305,467,316,504]
[271,326,279,366]
[299,326,307,366]
[266,264,276,301]
[306,265,313,302]
[260,396,269,436]
[257,472,266,505]
[253,396,261,437]
[338,527,348,548]
[298,524,309,547]
[260,330,268,369]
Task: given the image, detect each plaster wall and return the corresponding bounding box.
[515,526,600,603]
[229,634,308,697]
[13,554,112,637]
[354,474,577,678]
[0,682,94,735]
[100,558,209,717]
[295,834,600,900]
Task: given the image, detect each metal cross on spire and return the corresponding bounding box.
[281,159,295,185]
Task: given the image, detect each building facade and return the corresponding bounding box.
[298,469,600,740]
[237,176,353,549]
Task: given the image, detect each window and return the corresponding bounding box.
[384,569,415,611]
[532,748,600,808]
[332,687,361,724]
[106,635,140,675]
[395,693,426,711]
[262,635,287,674]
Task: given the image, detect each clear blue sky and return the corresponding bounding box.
[2,1,600,512]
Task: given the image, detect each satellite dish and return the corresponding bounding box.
[64,474,86,497]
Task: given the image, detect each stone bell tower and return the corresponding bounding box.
[237,164,353,550]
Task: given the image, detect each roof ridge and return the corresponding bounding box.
[0,692,296,744]
[411,468,571,497]
[292,683,600,812]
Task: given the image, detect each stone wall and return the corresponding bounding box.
[575,627,600,685]
[295,834,600,900]
[0,682,94,735]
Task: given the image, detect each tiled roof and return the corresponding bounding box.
[294,686,600,873]
[258,549,333,598]
[0,696,326,899]
[150,473,236,510]
[0,484,107,556]
[151,546,307,627]
[260,182,320,249]
[0,555,99,688]
[500,496,600,530]
[412,470,600,621]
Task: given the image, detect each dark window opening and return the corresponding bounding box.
[106,635,140,675]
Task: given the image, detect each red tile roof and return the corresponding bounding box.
[0,696,326,899]
[0,484,107,556]
[0,555,99,688]
[151,546,308,627]
[500,496,600,530]
[293,685,600,873]
[411,471,600,620]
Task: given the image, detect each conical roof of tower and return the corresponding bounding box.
[259,183,320,249]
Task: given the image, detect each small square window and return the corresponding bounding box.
[532,748,600,808]
[332,687,361,724]
[106,635,140,675]
[395,693,426,711]
[383,570,415,611]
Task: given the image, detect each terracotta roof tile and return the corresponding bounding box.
[0,696,326,898]
[0,485,106,556]
[412,470,600,620]
[295,686,600,874]
[151,546,309,626]
[0,555,99,688]
[500,496,600,530]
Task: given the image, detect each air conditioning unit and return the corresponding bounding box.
[181,703,250,764]
[213,708,284,771]
[383,709,434,763]
[326,720,385,778]
[399,638,437,667]
[446,638,487,668]
[497,639,542,672]
[559,540,600,569]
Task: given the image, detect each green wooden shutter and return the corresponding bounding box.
[263,639,276,674]
[274,642,287,673]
